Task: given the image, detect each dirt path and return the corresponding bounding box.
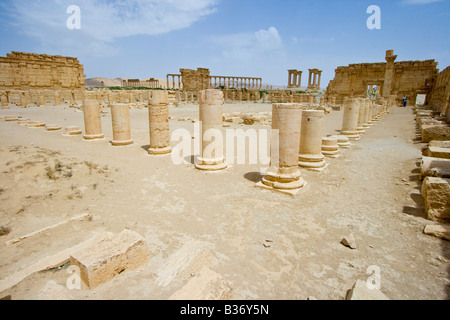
[0,103,448,300]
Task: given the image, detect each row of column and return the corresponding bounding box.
[0,90,79,108]
[166,74,182,90]
[210,76,262,90]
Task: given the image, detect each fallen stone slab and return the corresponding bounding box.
[69,229,150,289]
[429,141,450,148]
[423,224,450,241]
[346,280,390,300]
[169,268,233,300]
[420,157,450,180]
[421,177,450,223]
[422,146,450,159]
[0,232,111,293]
[421,125,450,143]
[156,241,212,287]
[5,213,91,246]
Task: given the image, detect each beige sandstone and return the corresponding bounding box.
[148,91,172,155]
[69,229,150,289]
[298,110,327,171]
[421,177,450,223]
[111,104,133,146]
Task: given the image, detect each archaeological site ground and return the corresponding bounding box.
[0,1,449,304]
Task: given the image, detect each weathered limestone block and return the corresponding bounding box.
[423,224,450,241]
[346,280,390,300]
[69,229,151,289]
[156,241,213,287]
[421,125,450,143]
[429,141,450,148]
[169,268,233,300]
[421,177,450,223]
[420,156,450,180]
[422,146,450,159]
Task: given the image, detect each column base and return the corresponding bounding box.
[322,150,341,158]
[27,122,46,128]
[258,168,306,195]
[356,127,366,134]
[298,154,327,171]
[46,125,62,131]
[341,131,360,141]
[84,133,105,141]
[111,139,133,146]
[148,146,172,155]
[195,157,228,171]
[256,180,307,197]
[338,143,352,149]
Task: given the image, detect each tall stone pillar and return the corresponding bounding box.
[260,103,305,194]
[341,100,361,141]
[148,91,172,155]
[82,98,105,141]
[298,110,327,171]
[383,50,397,98]
[195,89,227,171]
[355,99,366,133]
[111,104,133,146]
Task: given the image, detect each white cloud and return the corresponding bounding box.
[4,0,219,56]
[210,26,285,61]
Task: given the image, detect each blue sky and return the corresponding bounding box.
[0,0,449,88]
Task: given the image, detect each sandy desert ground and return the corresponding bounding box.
[0,101,448,300]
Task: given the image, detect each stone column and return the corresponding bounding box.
[341,100,361,141]
[298,110,327,171]
[148,91,172,155]
[260,103,305,193]
[82,98,105,141]
[355,99,366,134]
[111,104,133,146]
[195,89,227,171]
[322,137,341,158]
[361,100,370,128]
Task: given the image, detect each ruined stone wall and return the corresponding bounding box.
[324,54,438,106]
[0,51,85,91]
[180,68,211,92]
[428,66,450,115]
